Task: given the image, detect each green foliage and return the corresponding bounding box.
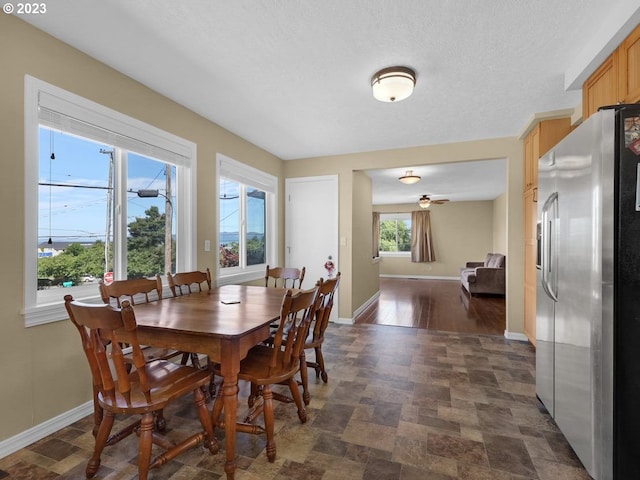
[38,207,173,285]
[38,241,107,285]
[379,219,411,252]
[247,235,265,266]
[128,206,165,250]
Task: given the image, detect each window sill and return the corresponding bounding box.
[24,292,103,327]
[217,270,264,286]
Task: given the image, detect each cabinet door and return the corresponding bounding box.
[523,125,541,191]
[529,127,540,188]
[523,134,533,191]
[583,52,618,119]
[524,188,537,346]
[619,25,640,104]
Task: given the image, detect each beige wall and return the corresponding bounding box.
[375,201,495,278]
[492,192,508,254]
[0,15,284,442]
[351,171,379,315]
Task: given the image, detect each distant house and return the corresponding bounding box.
[37,241,94,258]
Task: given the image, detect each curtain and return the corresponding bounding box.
[411,210,436,262]
[372,212,380,258]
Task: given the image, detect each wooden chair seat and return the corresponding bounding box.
[100,359,211,414]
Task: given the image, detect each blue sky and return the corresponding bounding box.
[38,128,175,244]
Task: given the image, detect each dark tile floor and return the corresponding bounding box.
[0,324,591,479]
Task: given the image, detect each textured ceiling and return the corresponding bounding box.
[18,0,640,204]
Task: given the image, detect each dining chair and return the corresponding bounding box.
[64,295,217,480]
[299,272,341,405]
[167,267,212,297]
[210,286,319,462]
[167,268,215,395]
[264,265,306,288]
[98,276,186,365]
[98,275,196,430]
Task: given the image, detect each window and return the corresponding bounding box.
[217,155,276,285]
[379,213,411,254]
[24,76,197,326]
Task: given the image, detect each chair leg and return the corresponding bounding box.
[262,385,276,462]
[87,409,115,478]
[193,386,218,455]
[299,350,310,406]
[91,385,103,437]
[315,346,328,383]
[288,377,307,424]
[248,382,259,408]
[211,383,225,429]
[189,353,202,369]
[137,412,154,480]
[154,409,167,432]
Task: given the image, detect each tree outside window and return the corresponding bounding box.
[379,214,411,252]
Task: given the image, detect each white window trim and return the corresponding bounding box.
[23,75,197,326]
[216,154,277,286]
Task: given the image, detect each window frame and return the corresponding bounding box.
[24,76,197,326]
[216,154,277,286]
[378,212,412,257]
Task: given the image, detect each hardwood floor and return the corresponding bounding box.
[355,278,506,335]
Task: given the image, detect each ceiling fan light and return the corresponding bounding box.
[371,66,416,102]
[418,194,431,208]
[398,170,421,184]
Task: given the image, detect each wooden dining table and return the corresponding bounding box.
[118,284,286,480]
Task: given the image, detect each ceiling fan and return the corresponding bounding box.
[418,194,449,208]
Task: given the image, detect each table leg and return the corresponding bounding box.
[220,343,239,480]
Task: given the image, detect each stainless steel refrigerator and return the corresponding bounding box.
[536,104,640,480]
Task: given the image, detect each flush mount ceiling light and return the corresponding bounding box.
[371,66,416,102]
[398,170,421,184]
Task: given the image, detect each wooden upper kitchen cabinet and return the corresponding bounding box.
[583,23,640,119]
[523,118,572,192]
[619,25,640,104]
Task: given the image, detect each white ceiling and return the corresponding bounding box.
[368,159,506,205]
[18,1,640,205]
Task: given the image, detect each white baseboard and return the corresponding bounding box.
[0,400,93,460]
[504,330,529,342]
[333,317,354,325]
[352,290,380,319]
[379,274,459,281]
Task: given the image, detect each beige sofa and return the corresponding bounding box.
[460,253,506,296]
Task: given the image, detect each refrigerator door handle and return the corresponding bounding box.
[541,192,558,302]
